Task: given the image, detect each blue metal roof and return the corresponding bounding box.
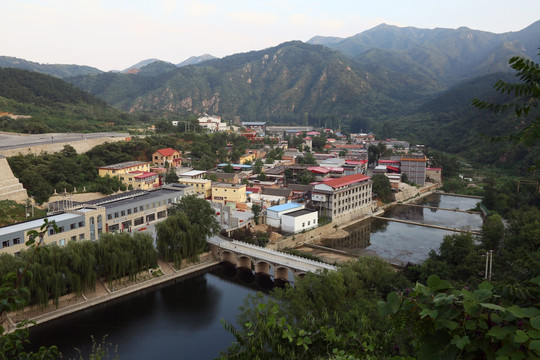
[267,202,302,213]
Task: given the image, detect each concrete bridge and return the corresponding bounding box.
[208,236,336,281]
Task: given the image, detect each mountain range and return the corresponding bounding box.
[0,21,539,169]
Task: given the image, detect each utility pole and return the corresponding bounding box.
[484,250,493,280]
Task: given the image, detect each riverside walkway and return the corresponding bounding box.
[372,215,481,235]
[7,259,219,332]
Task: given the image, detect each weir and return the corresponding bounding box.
[371,215,481,235]
[401,203,481,214]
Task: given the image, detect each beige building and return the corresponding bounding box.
[0,206,105,255]
[211,183,246,205]
[118,171,160,190]
[312,173,372,220]
[98,161,151,177]
[152,148,181,168]
[179,178,212,198]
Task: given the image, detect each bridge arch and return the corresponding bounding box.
[254,261,271,276]
[237,255,252,270]
[220,250,237,266]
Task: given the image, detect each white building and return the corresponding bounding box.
[265,202,304,228]
[281,209,318,234]
[198,115,228,132]
[311,173,372,221]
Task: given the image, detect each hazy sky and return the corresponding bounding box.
[2,0,539,71]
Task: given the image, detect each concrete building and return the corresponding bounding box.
[178,170,207,179]
[281,209,318,234]
[0,155,28,202]
[198,115,228,132]
[311,173,372,221]
[0,206,105,255]
[265,202,304,228]
[241,122,266,135]
[179,178,212,198]
[211,183,246,205]
[401,155,427,185]
[152,148,181,168]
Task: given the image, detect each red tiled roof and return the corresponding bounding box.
[156,148,178,157]
[134,171,158,179]
[319,173,370,189]
[307,166,331,174]
[345,160,367,165]
[378,159,400,164]
[387,165,400,172]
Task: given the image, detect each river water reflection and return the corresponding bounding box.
[323,194,483,265]
[28,266,265,360]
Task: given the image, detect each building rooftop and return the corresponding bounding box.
[0,212,81,237]
[98,161,150,170]
[282,209,317,218]
[267,202,302,213]
[316,173,370,189]
[178,170,206,177]
[155,148,178,157]
[242,122,266,126]
[212,183,246,189]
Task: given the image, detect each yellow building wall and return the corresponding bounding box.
[118,173,160,190]
[179,179,212,198]
[98,163,151,177]
[211,185,246,204]
[239,153,256,164]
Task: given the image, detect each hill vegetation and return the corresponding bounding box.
[0,68,136,133]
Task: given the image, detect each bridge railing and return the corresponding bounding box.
[227,240,336,271]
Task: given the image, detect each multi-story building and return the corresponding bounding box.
[118,171,160,190]
[211,183,246,205]
[0,184,194,255]
[400,155,427,185]
[0,206,105,255]
[152,148,181,168]
[97,161,151,177]
[311,173,372,221]
[198,115,228,132]
[179,178,212,198]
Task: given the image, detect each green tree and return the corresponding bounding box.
[298,170,316,185]
[481,214,505,250]
[473,50,540,148]
[371,174,393,203]
[164,169,179,184]
[171,195,220,238]
[222,163,235,173]
[251,204,262,225]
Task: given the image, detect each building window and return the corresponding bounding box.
[79,234,85,240]
[121,210,126,216]
[59,239,65,246]
[78,221,84,227]
[2,240,10,248]
[308,221,310,225]
[145,204,149,210]
[134,217,144,226]
[127,209,132,215]
[140,206,144,211]
[71,236,77,241]
[107,214,112,220]
[114,212,119,218]
[302,223,305,227]
[157,210,167,219]
[13,238,21,245]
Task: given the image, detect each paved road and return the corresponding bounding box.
[0,132,129,150]
[209,236,336,273]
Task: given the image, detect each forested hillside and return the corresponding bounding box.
[0,68,131,133]
[0,56,102,78]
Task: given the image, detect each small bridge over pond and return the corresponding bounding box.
[208,236,336,281]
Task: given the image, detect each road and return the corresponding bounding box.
[0,132,129,151]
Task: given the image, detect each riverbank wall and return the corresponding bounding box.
[6,257,219,333]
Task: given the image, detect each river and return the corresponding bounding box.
[322,194,483,265]
[28,266,266,359]
[27,194,481,358]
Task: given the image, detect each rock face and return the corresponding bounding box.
[0,155,28,202]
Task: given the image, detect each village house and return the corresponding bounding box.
[152,148,181,168]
